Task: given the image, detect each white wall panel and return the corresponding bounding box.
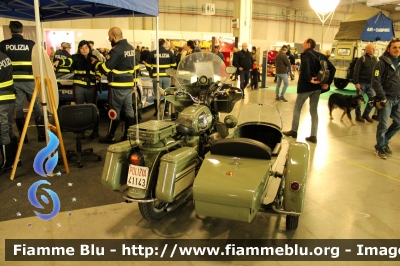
[197,16,212,32]
[91,18,110,29]
[71,19,91,29]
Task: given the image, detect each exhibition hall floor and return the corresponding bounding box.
[1,76,400,265]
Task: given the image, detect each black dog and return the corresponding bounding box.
[328,93,365,125]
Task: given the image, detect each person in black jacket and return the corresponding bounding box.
[371,38,400,159]
[54,40,100,139]
[95,27,139,143]
[283,38,336,144]
[286,45,295,80]
[0,51,18,173]
[145,39,176,117]
[353,44,377,123]
[0,21,45,143]
[233,43,253,98]
[54,42,72,77]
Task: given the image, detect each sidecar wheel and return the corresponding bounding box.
[286,215,299,230]
[138,198,167,223]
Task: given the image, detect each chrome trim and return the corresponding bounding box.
[271,205,301,216]
[122,188,154,202]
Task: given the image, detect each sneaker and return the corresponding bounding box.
[305,136,317,143]
[279,96,288,102]
[356,116,365,123]
[372,115,378,121]
[375,149,387,159]
[275,97,280,101]
[283,130,297,138]
[382,145,393,155]
[362,115,374,123]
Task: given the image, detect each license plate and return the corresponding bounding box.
[127,164,149,189]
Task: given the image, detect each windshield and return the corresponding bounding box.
[176,52,230,85]
[237,104,282,130]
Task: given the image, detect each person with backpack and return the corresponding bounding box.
[353,44,378,123]
[283,38,335,144]
[371,38,400,159]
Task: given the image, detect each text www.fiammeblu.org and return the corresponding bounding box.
[122,244,400,259]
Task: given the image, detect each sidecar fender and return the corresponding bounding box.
[283,142,309,214]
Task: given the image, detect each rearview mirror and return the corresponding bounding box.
[225,66,237,75]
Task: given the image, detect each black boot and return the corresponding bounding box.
[0,143,14,173]
[98,120,120,144]
[10,136,22,166]
[121,117,136,141]
[35,116,46,142]
[89,115,100,139]
[164,101,170,116]
[15,118,28,143]
[153,100,158,116]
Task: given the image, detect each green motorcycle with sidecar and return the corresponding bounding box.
[101,52,309,230]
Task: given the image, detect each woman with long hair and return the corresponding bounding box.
[54,40,100,138]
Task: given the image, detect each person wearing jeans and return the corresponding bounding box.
[353,44,378,123]
[274,45,291,101]
[371,38,400,159]
[233,43,253,98]
[355,83,375,122]
[375,99,400,158]
[283,38,335,144]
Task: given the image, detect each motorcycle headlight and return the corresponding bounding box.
[197,112,209,131]
[198,75,208,85]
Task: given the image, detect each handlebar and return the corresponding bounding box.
[164,89,199,103]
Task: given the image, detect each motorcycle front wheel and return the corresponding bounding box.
[138,197,168,223]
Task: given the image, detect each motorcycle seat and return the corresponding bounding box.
[210,138,271,160]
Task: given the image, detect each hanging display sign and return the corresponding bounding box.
[202,3,215,15]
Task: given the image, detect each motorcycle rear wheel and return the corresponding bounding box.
[138,198,167,223]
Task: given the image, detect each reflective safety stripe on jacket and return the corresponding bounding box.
[0,79,16,101]
[55,51,72,74]
[12,61,35,81]
[145,47,177,78]
[11,62,34,80]
[0,34,35,82]
[73,70,96,86]
[95,39,138,88]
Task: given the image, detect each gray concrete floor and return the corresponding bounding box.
[1,76,400,265]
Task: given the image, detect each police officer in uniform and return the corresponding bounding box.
[0,21,45,143]
[0,51,18,174]
[95,27,139,143]
[53,42,72,78]
[54,40,100,139]
[146,39,176,117]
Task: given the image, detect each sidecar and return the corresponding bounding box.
[193,104,309,230]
